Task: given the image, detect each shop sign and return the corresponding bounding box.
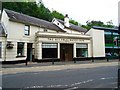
[47,38,85,43]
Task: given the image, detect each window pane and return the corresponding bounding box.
[25,26,29,30]
[17,42,24,56]
[24,25,30,35]
[76,44,87,48]
[42,43,57,48]
[76,43,88,57]
[76,48,88,57]
[24,30,29,35]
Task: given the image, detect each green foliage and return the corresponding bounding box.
[2,2,53,21]
[87,20,104,27]
[51,10,79,25]
[2,2,116,29]
[81,25,91,30]
[37,4,53,21]
[69,19,78,25]
[83,20,115,30]
[2,2,83,26]
[51,10,64,20]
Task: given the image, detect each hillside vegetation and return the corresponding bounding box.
[2,1,115,30]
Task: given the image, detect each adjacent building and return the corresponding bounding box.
[0,9,105,62]
[93,26,119,57]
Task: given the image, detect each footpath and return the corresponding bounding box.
[1,60,119,75]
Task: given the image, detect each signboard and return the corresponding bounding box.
[47,38,84,42]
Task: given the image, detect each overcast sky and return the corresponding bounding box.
[41,0,119,26]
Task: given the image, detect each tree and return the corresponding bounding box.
[2,2,80,25]
[51,10,64,20]
[2,2,53,22]
[82,20,115,30]
[37,3,53,21]
[2,2,38,17]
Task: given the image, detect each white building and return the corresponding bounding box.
[0,9,105,63]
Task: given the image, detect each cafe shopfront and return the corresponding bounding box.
[35,32,91,61]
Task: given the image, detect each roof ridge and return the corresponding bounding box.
[57,19,87,31]
[4,8,52,24]
[92,26,118,30]
[3,8,87,32]
[3,8,64,32]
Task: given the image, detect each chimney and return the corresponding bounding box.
[64,14,69,27]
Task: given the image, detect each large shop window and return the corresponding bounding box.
[42,43,57,58]
[17,42,24,56]
[76,44,88,57]
[0,42,1,58]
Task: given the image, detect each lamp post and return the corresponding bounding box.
[118,35,120,62]
[118,25,120,61]
[118,24,120,89]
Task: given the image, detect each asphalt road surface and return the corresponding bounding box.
[2,65,118,89]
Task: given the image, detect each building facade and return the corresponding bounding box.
[93,26,120,57]
[0,9,105,62]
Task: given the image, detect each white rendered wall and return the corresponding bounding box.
[86,29,105,57]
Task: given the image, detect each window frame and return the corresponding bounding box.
[76,43,88,57]
[17,42,25,57]
[24,25,30,36]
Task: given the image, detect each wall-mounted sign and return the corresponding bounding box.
[47,38,85,43]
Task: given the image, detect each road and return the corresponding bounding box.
[2,64,118,89]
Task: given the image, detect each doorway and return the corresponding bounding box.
[27,43,33,61]
[60,44,73,61]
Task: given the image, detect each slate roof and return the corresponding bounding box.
[57,19,87,32]
[4,9,64,32]
[92,26,118,33]
[4,9,87,33]
[0,23,5,37]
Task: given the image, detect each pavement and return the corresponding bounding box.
[1,59,119,75]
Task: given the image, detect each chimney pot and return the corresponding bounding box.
[64,14,69,27]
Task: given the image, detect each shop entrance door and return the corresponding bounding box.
[60,44,73,61]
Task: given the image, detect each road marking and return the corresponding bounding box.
[101,78,105,80]
[100,77,117,80]
[64,87,78,90]
[71,79,93,86]
[25,85,44,88]
[66,69,76,72]
[33,72,40,74]
[47,84,68,88]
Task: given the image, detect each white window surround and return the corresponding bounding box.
[17,42,25,57]
[24,25,30,36]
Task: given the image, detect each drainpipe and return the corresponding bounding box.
[2,22,8,62]
[90,37,94,62]
[4,34,7,61]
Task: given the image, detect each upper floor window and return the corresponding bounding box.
[24,25,30,36]
[44,28,48,32]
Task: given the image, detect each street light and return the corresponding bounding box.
[118,24,120,89]
[118,24,120,61]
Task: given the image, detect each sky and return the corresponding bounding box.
[40,0,119,26]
